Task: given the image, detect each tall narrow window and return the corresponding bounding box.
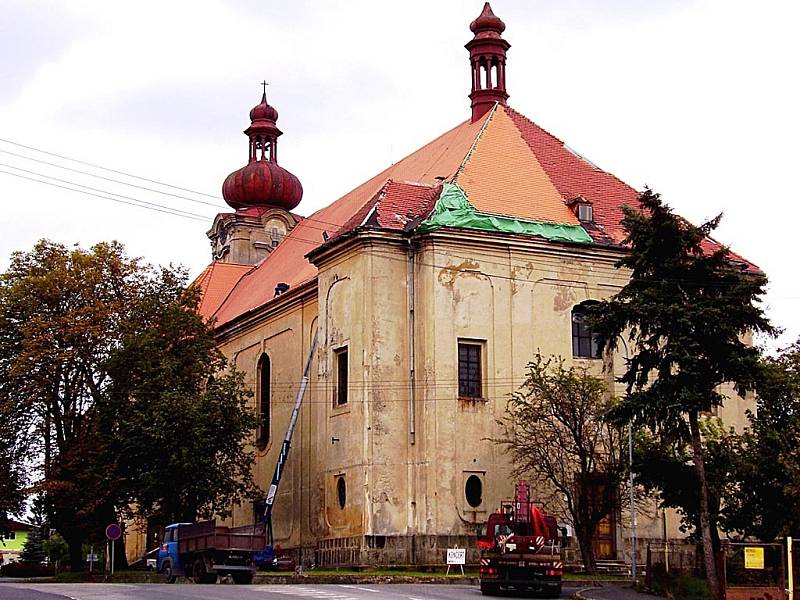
[257,354,270,445]
[334,347,348,406]
[572,303,600,358]
[458,342,483,398]
[336,476,347,509]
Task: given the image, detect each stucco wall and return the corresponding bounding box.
[124,227,758,566]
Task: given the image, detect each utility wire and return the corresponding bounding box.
[0,170,209,222]
[0,136,359,229]
[0,141,773,291]
[0,136,222,199]
[0,163,214,220]
[0,148,226,209]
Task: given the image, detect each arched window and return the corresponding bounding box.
[572,302,601,359]
[336,476,347,509]
[257,354,270,446]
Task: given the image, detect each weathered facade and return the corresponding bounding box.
[127,3,758,567]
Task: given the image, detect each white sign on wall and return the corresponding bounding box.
[447,548,466,565]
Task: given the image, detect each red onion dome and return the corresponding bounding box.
[250,94,278,122]
[222,160,303,211]
[470,2,505,34]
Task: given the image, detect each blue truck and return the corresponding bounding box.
[157,520,264,584]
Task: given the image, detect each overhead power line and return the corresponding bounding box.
[0,136,222,200]
[0,148,226,209]
[0,163,214,220]
[0,170,209,223]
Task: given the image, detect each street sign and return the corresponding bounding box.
[446,547,466,576]
[447,548,466,565]
[105,523,122,541]
[86,553,99,562]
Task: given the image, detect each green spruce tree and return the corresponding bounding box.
[590,189,774,599]
[19,525,46,563]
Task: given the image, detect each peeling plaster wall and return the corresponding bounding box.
[152,230,760,567]
[217,297,323,552]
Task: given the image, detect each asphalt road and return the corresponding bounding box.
[0,583,581,599]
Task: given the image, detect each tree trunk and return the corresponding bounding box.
[688,410,722,600]
[575,512,597,574]
[65,532,85,572]
[113,537,128,571]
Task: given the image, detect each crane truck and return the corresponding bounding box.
[477,480,564,597]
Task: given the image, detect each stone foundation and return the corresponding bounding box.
[290,534,482,568]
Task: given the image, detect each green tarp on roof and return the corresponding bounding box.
[416,183,592,244]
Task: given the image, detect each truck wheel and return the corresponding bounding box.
[232,572,254,585]
[480,581,500,596]
[192,559,217,584]
[544,584,562,598]
[161,561,176,584]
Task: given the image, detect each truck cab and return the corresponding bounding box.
[157,523,191,583]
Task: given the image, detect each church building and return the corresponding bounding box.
[184,3,754,566]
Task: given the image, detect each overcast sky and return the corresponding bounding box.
[1,0,798,350]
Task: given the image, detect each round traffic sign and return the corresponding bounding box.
[105,523,122,541]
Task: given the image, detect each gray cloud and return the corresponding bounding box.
[0,0,93,103]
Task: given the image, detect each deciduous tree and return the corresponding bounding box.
[0,240,257,571]
[496,353,627,574]
[724,340,800,541]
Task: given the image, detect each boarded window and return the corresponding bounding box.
[572,303,600,358]
[335,348,348,406]
[257,354,270,445]
[458,342,483,398]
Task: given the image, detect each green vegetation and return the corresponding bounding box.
[645,564,713,600]
[591,189,774,599]
[19,525,46,563]
[496,353,627,575]
[43,533,69,571]
[0,240,257,571]
[723,340,800,540]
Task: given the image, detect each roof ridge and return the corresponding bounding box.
[504,104,640,196]
[453,102,499,184]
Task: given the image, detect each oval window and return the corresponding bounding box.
[465,475,482,508]
[337,477,346,509]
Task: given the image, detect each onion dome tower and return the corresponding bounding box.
[466,3,510,122]
[209,86,302,265]
[222,88,303,210]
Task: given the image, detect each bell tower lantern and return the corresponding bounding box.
[466,3,510,122]
[208,86,303,265]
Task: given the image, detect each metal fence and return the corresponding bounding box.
[645,540,703,577]
[722,541,785,600]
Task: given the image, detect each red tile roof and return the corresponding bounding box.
[192,262,253,321]
[212,115,488,326]
[208,102,757,327]
[456,106,579,224]
[505,106,638,244]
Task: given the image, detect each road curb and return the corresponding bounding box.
[572,587,600,600]
[254,575,479,585]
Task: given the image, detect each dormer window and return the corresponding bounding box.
[567,196,594,223]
